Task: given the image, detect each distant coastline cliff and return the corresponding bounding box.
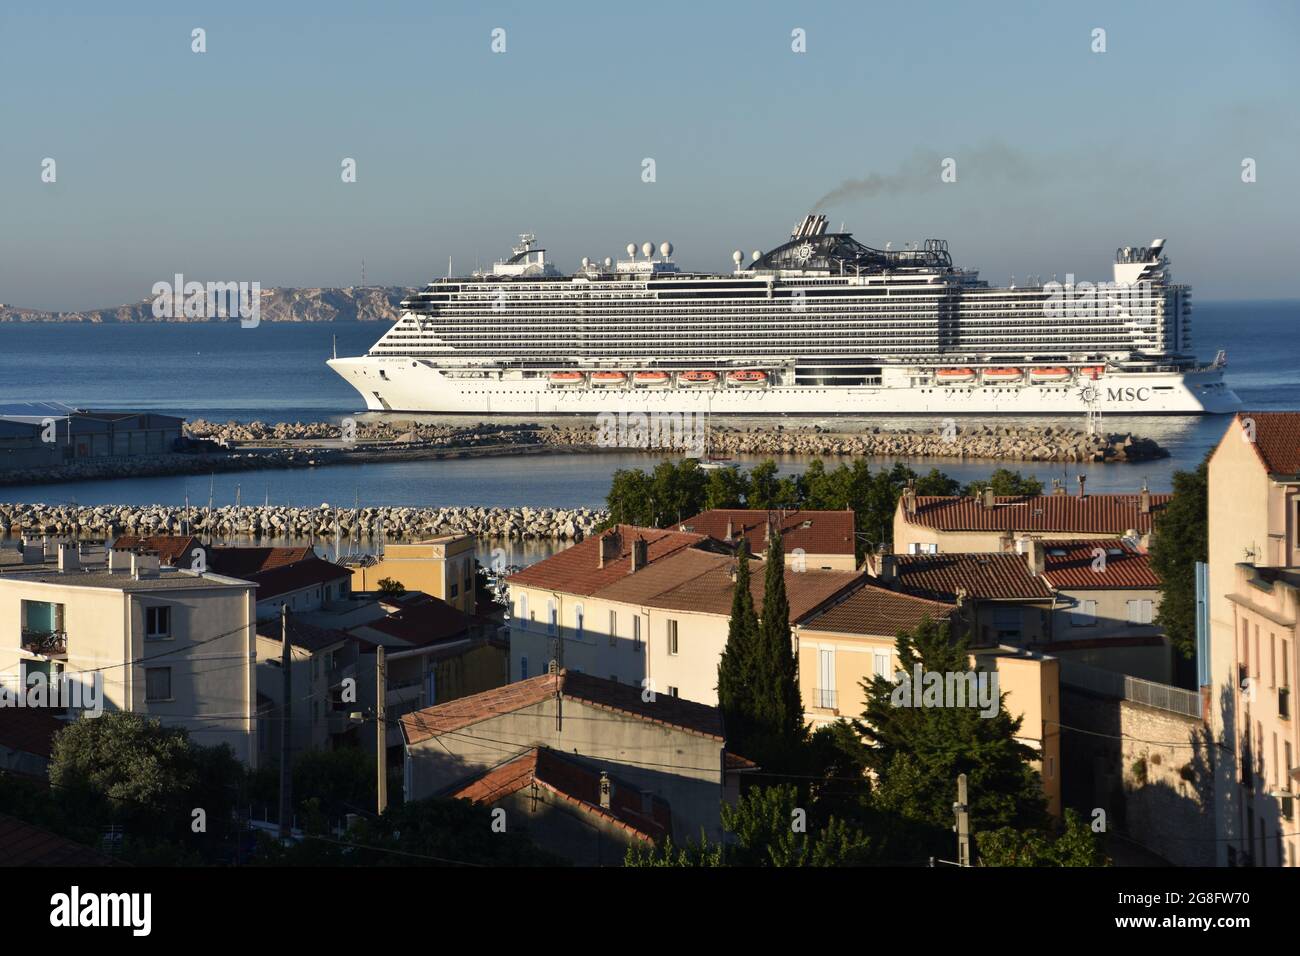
[0,286,412,323]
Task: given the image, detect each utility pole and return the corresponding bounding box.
[376,645,387,815]
[278,605,292,840]
[954,773,971,867]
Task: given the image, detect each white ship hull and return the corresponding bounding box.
[327,357,1240,416]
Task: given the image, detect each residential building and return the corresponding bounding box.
[345,535,477,614]
[507,525,863,705]
[1207,411,1300,866]
[0,548,258,765]
[674,509,858,570]
[401,670,750,846]
[894,484,1168,556]
[207,547,352,620]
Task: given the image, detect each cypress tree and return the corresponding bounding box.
[717,539,760,749]
[756,527,804,754]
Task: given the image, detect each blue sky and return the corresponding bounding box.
[1,0,1297,309]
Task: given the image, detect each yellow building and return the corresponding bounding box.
[1208,412,1300,866]
[347,535,477,614]
[794,581,1062,817]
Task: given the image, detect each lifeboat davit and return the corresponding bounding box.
[679,370,719,386]
[633,371,671,386]
[936,368,975,383]
[982,367,1023,382]
[591,371,628,387]
[1029,367,1072,382]
[549,371,585,386]
[726,370,768,386]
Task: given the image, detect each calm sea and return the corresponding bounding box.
[1,300,1296,506]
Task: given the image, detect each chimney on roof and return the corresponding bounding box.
[903,479,918,515]
[57,541,79,573]
[20,537,42,565]
[599,771,611,810]
[1077,475,1087,499]
[981,487,995,510]
[629,537,648,574]
[725,518,734,540]
[1051,478,1066,496]
[131,552,160,580]
[1026,538,1045,577]
[109,547,132,574]
[598,529,622,569]
[876,551,897,583]
[1139,482,1151,515]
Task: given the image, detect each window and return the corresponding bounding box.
[668,685,679,698]
[608,610,617,646]
[145,606,171,639]
[145,667,172,701]
[873,651,892,679]
[547,601,557,636]
[633,616,642,653]
[518,595,528,630]
[667,619,678,655]
[1126,599,1154,625]
[1071,600,1097,627]
[574,603,584,640]
[817,649,836,709]
[520,656,528,680]
[907,542,938,555]
[993,606,1022,639]
[450,582,459,598]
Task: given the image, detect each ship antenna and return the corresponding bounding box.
[447,255,453,279]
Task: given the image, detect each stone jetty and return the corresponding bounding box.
[0,503,606,541]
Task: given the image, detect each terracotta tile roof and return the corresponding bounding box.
[400,669,724,745]
[901,494,1169,534]
[451,747,671,842]
[255,619,353,653]
[888,553,1053,601]
[207,546,317,579]
[242,556,352,601]
[506,525,706,596]
[1236,411,1300,478]
[1040,539,1162,589]
[110,534,203,566]
[0,708,68,758]
[0,813,116,866]
[799,581,956,636]
[676,509,856,557]
[359,596,470,646]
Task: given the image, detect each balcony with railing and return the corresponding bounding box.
[21,629,67,656]
[811,687,839,712]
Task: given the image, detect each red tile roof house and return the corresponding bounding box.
[865,537,1171,681]
[400,670,753,853]
[0,707,68,779]
[505,525,865,706]
[893,484,1170,556]
[207,548,353,621]
[673,509,859,571]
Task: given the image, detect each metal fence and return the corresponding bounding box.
[1058,658,1202,719]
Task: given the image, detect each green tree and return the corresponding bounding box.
[703,465,750,509]
[650,459,707,525]
[376,577,406,597]
[747,460,781,510]
[856,618,1048,858]
[978,808,1110,866]
[604,467,655,526]
[717,540,761,751]
[750,528,804,770]
[960,468,1044,497]
[1148,461,1207,659]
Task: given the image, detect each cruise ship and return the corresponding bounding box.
[327,215,1241,415]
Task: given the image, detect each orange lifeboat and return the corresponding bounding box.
[1029,367,1071,382]
[1081,365,1105,380]
[549,371,585,386]
[633,370,671,386]
[726,369,768,385]
[936,367,975,383]
[982,367,1023,382]
[591,371,628,387]
[680,370,719,386]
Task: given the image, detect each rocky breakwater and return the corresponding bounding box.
[0,503,607,542]
[538,422,1167,463]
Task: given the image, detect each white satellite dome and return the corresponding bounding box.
[603,257,612,268]
[641,241,654,258]
[751,250,760,261]
[660,241,672,258]
[732,250,743,265]
[581,256,590,268]
[626,243,637,258]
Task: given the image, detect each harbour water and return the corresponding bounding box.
[1,300,1296,506]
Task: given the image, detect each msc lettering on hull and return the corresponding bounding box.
[1107,386,1152,402]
